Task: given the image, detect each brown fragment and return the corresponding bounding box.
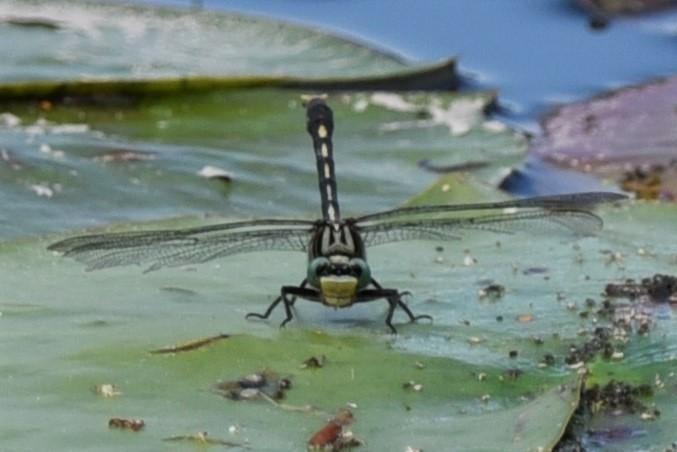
[163,431,248,447]
[308,409,355,450]
[108,418,144,432]
[94,149,156,163]
[150,333,230,354]
[301,355,326,369]
[517,313,534,323]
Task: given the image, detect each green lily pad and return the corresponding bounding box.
[0,0,407,82]
[0,89,523,240]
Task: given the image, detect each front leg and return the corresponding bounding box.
[245,282,318,328]
[355,279,433,333]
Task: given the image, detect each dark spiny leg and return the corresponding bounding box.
[287,279,308,308]
[245,295,283,321]
[385,297,398,334]
[395,295,433,323]
[280,291,294,328]
[366,278,433,328]
[246,283,319,328]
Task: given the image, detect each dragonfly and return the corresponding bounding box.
[49,97,626,333]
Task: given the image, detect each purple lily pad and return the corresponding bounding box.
[530,76,677,200]
[575,0,677,15]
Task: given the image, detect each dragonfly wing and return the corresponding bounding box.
[360,209,603,247]
[49,225,313,272]
[355,191,625,224]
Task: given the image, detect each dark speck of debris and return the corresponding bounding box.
[417,159,490,174]
[543,353,555,366]
[531,336,544,345]
[435,245,444,253]
[301,355,326,369]
[479,284,505,300]
[585,298,596,308]
[215,370,291,401]
[504,368,523,380]
[495,315,503,322]
[508,350,518,359]
[109,418,145,432]
[565,327,615,364]
[583,380,654,415]
[522,267,549,275]
[588,15,609,30]
[605,274,677,303]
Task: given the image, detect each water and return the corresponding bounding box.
[126,0,677,131]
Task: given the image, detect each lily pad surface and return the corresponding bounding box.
[529,75,677,201]
[0,0,407,82]
[0,90,522,240]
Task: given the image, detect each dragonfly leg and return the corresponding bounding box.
[245,295,283,321]
[360,279,433,330]
[245,282,319,328]
[385,297,398,334]
[287,279,308,308]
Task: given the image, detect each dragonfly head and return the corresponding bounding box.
[308,255,371,307]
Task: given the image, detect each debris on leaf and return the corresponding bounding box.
[149,333,231,354]
[402,381,423,392]
[583,380,654,416]
[94,383,121,398]
[417,158,489,174]
[198,165,233,182]
[565,327,616,364]
[301,355,327,369]
[215,369,291,402]
[94,149,156,163]
[605,274,677,303]
[478,283,505,300]
[517,313,534,323]
[308,409,358,451]
[163,431,248,448]
[108,418,144,432]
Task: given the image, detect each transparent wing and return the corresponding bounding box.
[48,220,314,272]
[360,209,603,247]
[355,191,625,224]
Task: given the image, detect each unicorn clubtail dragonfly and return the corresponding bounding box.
[49,98,625,332]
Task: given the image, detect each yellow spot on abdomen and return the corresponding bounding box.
[317,125,328,138]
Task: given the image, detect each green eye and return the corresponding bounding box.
[349,258,371,289]
[308,257,330,287]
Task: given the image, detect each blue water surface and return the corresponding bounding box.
[123,0,677,131]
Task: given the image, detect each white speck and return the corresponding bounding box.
[347,402,358,409]
[30,184,54,198]
[198,165,232,180]
[156,120,168,129]
[352,98,368,112]
[369,92,416,112]
[0,112,21,128]
[482,120,507,133]
[50,123,89,134]
[228,425,240,434]
[95,383,121,397]
[463,252,477,266]
[39,143,65,158]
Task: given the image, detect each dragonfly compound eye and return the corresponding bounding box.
[308,257,331,287]
[349,258,371,289]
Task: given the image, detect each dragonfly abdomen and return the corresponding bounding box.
[306,98,341,223]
